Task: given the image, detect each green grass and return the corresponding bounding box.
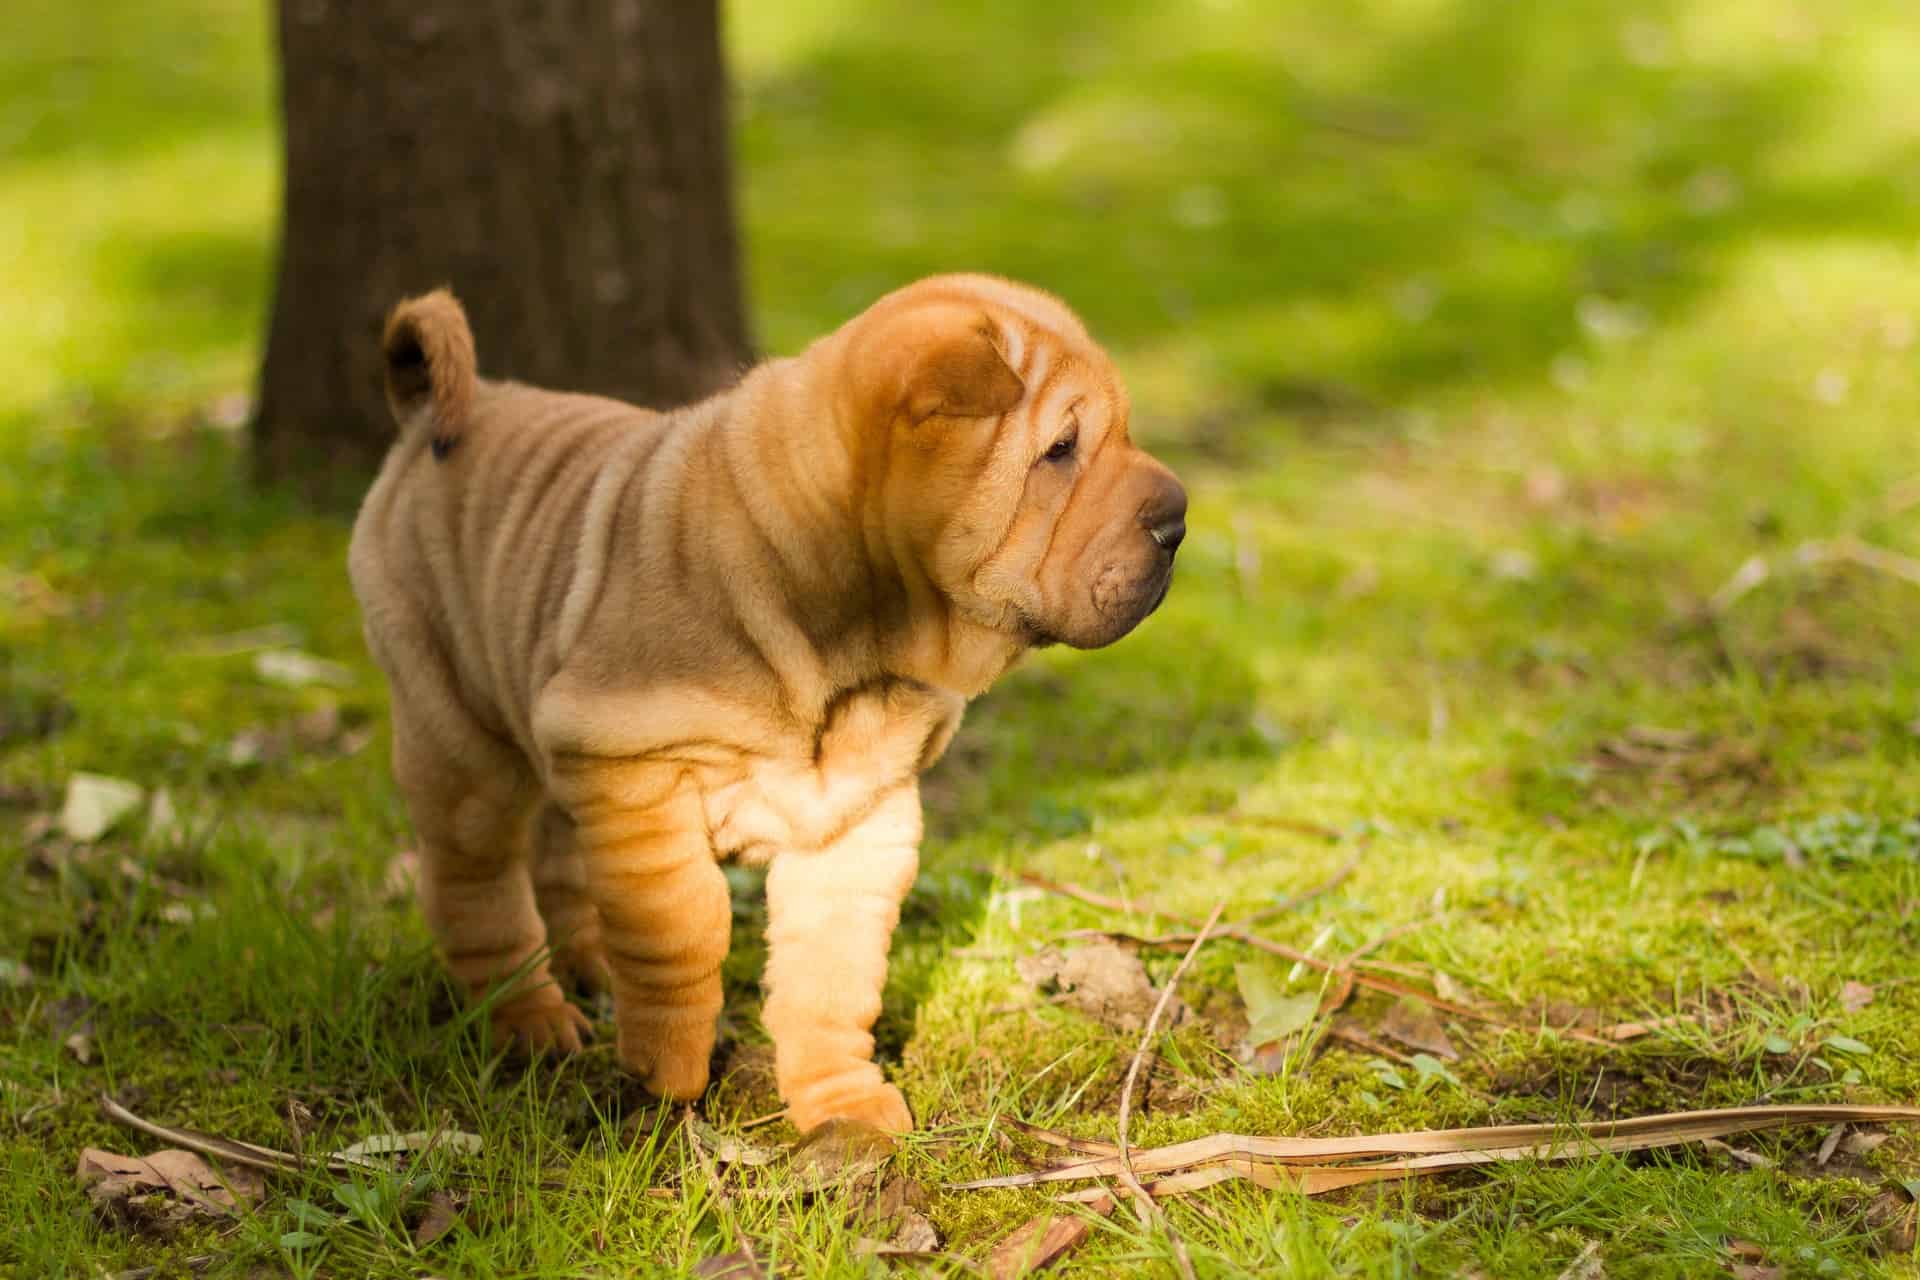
[5,0,1920,1275]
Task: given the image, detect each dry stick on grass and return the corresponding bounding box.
[1237,851,1362,927]
[1712,534,1920,614]
[1114,899,1226,1280]
[952,1104,1920,1194]
[1024,872,1611,1046]
[1335,908,1449,968]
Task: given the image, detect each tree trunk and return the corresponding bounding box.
[254,0,750,499]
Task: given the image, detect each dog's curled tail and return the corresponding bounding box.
[382,289,476,449]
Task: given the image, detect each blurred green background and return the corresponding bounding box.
[5,1,1920,1275]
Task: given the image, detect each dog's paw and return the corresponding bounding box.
[791,1082,913,1136]
[491,992,592,1055]
[620,1027,713,1101]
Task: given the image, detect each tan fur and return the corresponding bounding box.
[349,274,1185,1132]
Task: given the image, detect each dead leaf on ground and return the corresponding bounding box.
[1728,1265,1783,1280]
[687,1117,779,1168]
[1378,995,1459,1060]
[145,790,187,846]
[59,773,145,842]
[1556,1240,1604,1280]
[187,622,303,657]
[849,1173,939,1253]
[65,1029,95,1064]
[1839,981,1875,1012]
[987,1194,1116,1279]
[332,1128,483,1163]
[1236,963,1320,1046]
[789,1119,895,1191]
[1699,1137,1772,1169]
[1841,1130,1888,1157]
[384,850,421,901]
[1585,727,1772,809]
[1868,1188,1917,1253]
[691,1245,770,1279]
[78,1146,263,1236]
[1016,943,1188,1034]
[253,649,352,688]
[412,1189,463,1246]
[1526,999,1604,1032]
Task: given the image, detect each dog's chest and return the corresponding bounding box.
[692,685,960,863]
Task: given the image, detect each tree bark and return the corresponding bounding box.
[254,0,750,499]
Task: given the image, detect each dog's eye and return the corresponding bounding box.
[1043,433,1077,463]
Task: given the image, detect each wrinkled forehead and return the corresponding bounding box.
[978,295,1128,426]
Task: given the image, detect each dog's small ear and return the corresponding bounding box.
[903,320,1026,422]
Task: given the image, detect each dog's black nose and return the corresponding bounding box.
[1142,478,1188,554]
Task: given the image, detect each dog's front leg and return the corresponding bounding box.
[552,759,731,1102]
[762,784,921,1133]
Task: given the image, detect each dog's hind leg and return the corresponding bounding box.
[548,759,731,1103]
[392,698,590,1054]
[531,803,612,995]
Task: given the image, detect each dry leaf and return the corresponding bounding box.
[1867,1189,1917,1253]
[1729,1265,1783,1280]
[790,1119,895,1191]
[1699,1137,1771,1169]
[1378,996,1459,1060]
[1016,944,1186,1034]
[254,649,351,688]
[77,1146,263,1236]
[1839,981,1875,1012]
[332,1129,483,1162]
[65,1030,95,1064]
[688,1117,779,1168]
[145,790,185,845]
[1595,1015,1695,1041]
[692,1247,769,1279]
[384,851,421,901]
[188,623,303,656]
[987,1193,1115,1279]
[1556,1240,1604,1280]
[413,1189,461,1245]
[848,1173,939,1253]
[59,773,145,842]
[1236,963,1319,1048]
[292,704,343,746]
[1840,1131,1888,1157]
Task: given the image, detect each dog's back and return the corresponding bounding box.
[348,292,678,756]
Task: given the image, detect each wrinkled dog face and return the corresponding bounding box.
[844,275,1188,649]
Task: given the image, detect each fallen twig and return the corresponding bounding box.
[1219,812,1347,842]
[99,1094,486,1183]
[986,1193,1116,1279]
[1238,852,1362,927]
[1026,872,1611,1047]
[1325,1024,1415,1064]
[952,1104,1920,1196]
[1336,909,1448,968]
[1115,899,1224,1280]
[1711,535,1920,614]
[1001,1117,1119,1158]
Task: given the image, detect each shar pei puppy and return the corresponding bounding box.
[349,274,1187,1133]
